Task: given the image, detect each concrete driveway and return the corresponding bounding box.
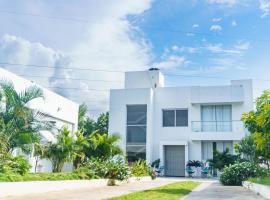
[184,181,266,200]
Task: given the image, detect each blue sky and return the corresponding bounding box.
[0,0,269,116]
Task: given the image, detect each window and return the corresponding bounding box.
[201,141,233,161]
[126,105,147,162]
[201,105,232,132]
[162,109,188,127]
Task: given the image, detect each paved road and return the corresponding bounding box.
[184,182,266,200]
[2,178,180,200]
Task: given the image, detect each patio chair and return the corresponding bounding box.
[186,167,195,178]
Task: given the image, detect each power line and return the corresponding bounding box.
[18,74,122,83]
[45,86,109,92]
[0,62,126,73]
[0,10,269,43]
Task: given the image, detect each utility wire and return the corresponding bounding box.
[0,10,269,43]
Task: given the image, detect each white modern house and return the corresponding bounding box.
[109,69,253,177]
[0,68,79,172]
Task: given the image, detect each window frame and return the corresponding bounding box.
[162,108,188,127]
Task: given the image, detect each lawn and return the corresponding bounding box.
[109,181,199,200]
[249,177,270,186]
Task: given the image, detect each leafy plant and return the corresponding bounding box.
[186,160,202,168]
[43,126,74,172]
[242,90,270,170]
[151,159,160,169]
[208,149,238,171]
[220,162,268,186]
[0,154,31,175]
[131,160,150,177]
[0,80,54,154]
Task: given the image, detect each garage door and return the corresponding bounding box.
[165,145,185,177]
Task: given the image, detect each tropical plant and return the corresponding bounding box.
[43,126,74,172]
[186,160,202,167]
[130,160,150,177]
[87,132,122,160]
[208,149,238,171]
[242,90,270,170]
[0,153,31,175]
[96,112,109,134]
[220,162,268,186]
[151,159,160,169]
[0,80,53,154]
[73,130,90,169]
[33,142,45,173]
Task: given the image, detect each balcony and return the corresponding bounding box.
[190,120,246,140]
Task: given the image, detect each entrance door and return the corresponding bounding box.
[165,145,185,177]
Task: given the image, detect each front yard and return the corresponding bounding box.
[249,177,270,186]
[109,181,199,200]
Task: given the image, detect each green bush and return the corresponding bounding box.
[130,160,150,177]
[0,154,31,175]
[220,162,267,186]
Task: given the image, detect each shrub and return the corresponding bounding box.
[208,149,238,171]
[0,154,31,175]
[220,162,267,186]
[130,160,150,177]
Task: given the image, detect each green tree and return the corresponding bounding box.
[73,130,90,169]
[0,80,53,154]
[78,103,88,130]
[43,126,74,172]
[87,133,122,160]
[242,90,270,169]
[208,149,238,171]
[83,117,96,136]
[96,112,109,134]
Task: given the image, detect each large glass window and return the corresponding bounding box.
[163,109,188,127]
[201,105,232,132]
[201,141,233,161]
[126,105,147,162]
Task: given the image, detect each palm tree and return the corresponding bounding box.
[43,126,74,172]
[88,133,123,160]
[0,80,54,153]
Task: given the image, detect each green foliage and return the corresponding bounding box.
[83,156,130,182]
[43,126,74,172]
[220,162,268,186]
[242,90,270,169]
[87,133,122,160]
[0,172,94,182]
[208,149,238,171]
[186,160,202,167]
[249,176,270,186]
[151,159,160,168]
[0,154,31,175]
[131,160,151,177]
[0,80,54,153]
[96,112,109,134]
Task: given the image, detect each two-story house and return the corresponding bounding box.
[109,68,253,177]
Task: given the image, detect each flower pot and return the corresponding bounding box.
[107,179,116,186]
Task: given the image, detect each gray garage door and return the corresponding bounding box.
[165,145,185,177]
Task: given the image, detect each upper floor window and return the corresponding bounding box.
[162,109,188,127]
[201,105,232,132]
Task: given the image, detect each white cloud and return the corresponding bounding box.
[171,45,199,54]
[0,0,153,116]
[153,55,189,69]
[231,20,237,26]
[206,0,237,6]
[205,43,241,54]
[212,18,222,22]
[210,25,222,31]
[193,24,199,28]
[260,0,270,18]
[234,41,250,50]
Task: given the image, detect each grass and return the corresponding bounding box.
[0,172,95,182]
[108,181,199,200]
[249,177,270,186]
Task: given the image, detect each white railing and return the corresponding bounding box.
[191,120,244,132]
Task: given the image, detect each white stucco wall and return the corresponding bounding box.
[109,70,253,170]
[0,68,79,172]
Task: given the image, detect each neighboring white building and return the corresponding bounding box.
[109,69,253,177]
[0,68,79,172]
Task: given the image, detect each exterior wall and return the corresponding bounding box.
[0,68,79,172]
[109,70,253,173]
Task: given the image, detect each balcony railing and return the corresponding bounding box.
[191,120,243,132]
